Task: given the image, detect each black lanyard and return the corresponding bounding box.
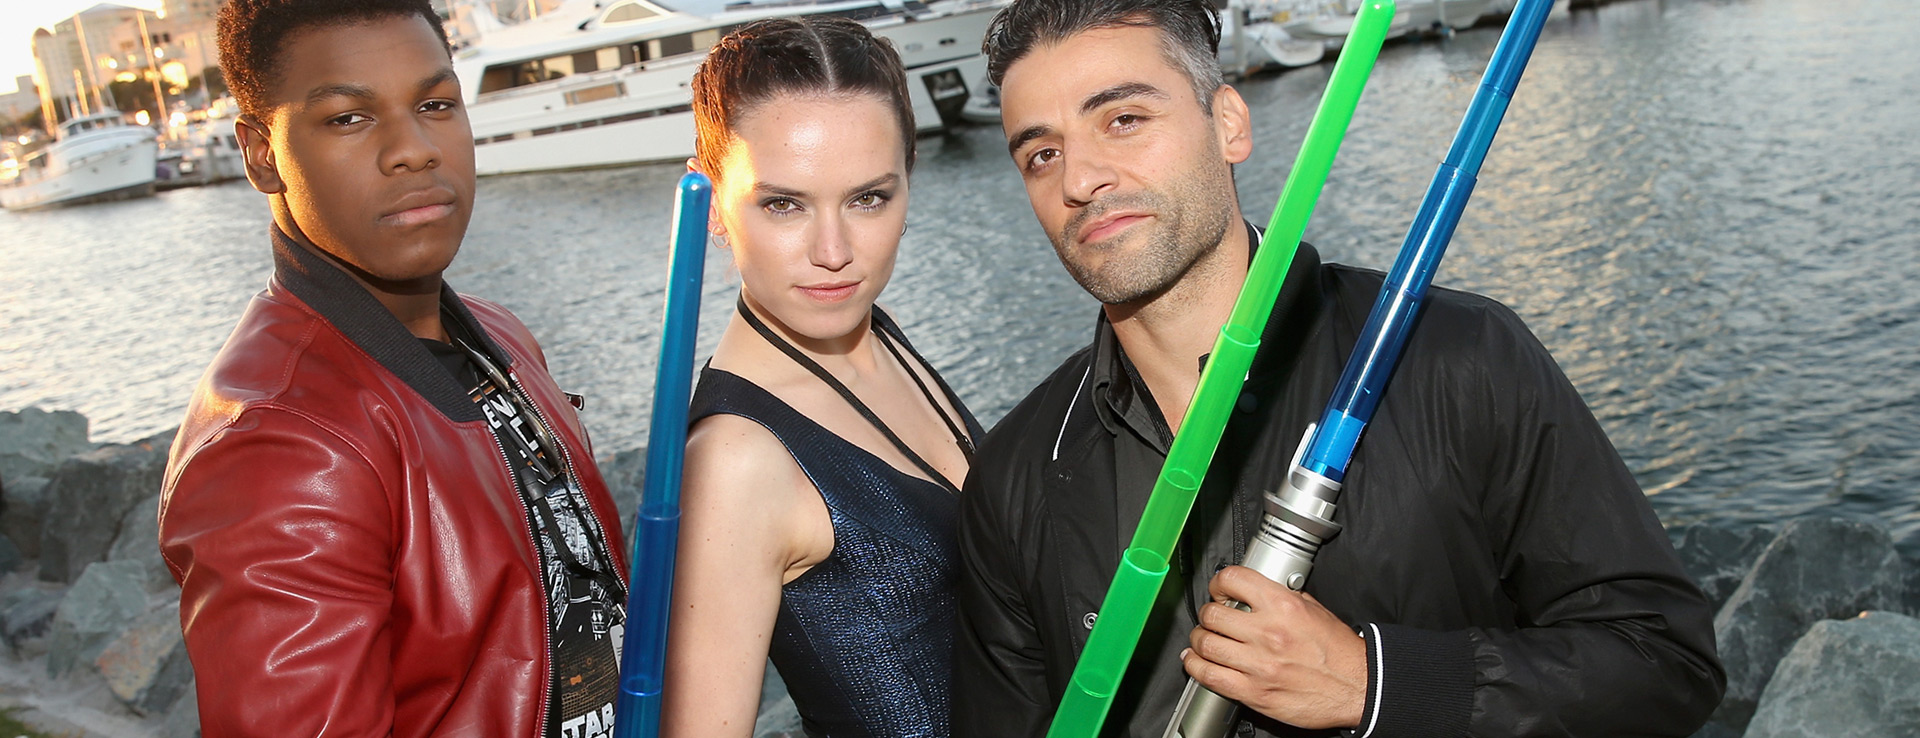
[457,337,627,604]
[735,297,973,495]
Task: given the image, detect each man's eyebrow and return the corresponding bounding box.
[1080,82,1170,116]
[418,67,458,94]
[301,68,458,106]
[1007,124,1052,159]
[304,82,375,105]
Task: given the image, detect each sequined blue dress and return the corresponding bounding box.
[686,314,980,738]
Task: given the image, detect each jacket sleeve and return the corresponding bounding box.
[952,460,1054,738]
[1352,302,1725,738]
[159,407,398,738]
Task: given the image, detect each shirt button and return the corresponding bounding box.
[1237,391,1257,413]
[1083,612,1098,630]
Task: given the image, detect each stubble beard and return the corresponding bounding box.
[1049,157,1236,307]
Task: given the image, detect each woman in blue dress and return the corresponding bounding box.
[662,16,979,738]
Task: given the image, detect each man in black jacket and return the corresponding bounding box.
[952,0,1725,735]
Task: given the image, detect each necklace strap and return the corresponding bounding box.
[735,297,966,495]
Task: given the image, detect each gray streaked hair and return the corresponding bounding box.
[983,0,1225,113]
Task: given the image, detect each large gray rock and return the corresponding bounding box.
[96,602,193,716]
[0,407,91,484]
[0,533,22,574]
[47,559,149,678]
[4,474,51,559]
[161,680,200,738]
[755,660,801,738]
[1709,517,1907,733]
[39,432,172,583]
[109,493,174,593]
[1,585,66,651]
[1669,521,1777,610]
[598,446,645,541]
[1744,611,1920,737]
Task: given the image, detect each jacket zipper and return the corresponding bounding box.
[484,404,554,736]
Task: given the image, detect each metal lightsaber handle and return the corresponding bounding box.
[1164,430,1343,738]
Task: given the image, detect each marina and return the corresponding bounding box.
[4,0,1913,548]
[1,0,1918,734]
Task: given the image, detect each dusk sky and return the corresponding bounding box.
[1,0,163,95]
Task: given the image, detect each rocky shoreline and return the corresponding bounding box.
[1,407,1914,737]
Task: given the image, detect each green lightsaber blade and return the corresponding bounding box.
[1043,3,1395,735]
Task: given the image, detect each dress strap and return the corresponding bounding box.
[735,297,965,495]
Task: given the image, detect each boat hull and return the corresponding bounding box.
[1,132,158,211]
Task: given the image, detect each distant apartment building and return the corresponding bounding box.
[0,75,40,123]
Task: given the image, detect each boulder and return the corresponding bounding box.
[755,659,801,737]
[108,493,175,593]
[0,407,91,484]
[4,474,50,559]
[1668,521,1777,610]
[1,585,66,651]
[1708,517,1907,733]
[1744,611,1920,737]
[598,446,645,541]
[96,601,194,716]
[39,433,172,583]
[0,533,22,574]
[47,559,149,678]
[161,681,201,738]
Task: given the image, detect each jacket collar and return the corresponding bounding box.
[270,224,507,423]
[1089,221,1326,447]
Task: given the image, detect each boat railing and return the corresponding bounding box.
[475,52,706,106]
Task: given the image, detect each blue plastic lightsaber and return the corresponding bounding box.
[1165,0,1555,734]
[615,171,713,738]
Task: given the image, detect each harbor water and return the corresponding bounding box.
[2,0,1915,565]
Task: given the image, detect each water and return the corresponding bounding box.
[2,0,1916,558]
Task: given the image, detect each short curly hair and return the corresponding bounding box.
[218,0,450,121]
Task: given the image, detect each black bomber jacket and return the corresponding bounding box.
[953,230,1724,737]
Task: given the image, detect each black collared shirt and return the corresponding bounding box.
[953,227,1723,737]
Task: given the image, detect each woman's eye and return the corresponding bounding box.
[851,192,889,210]
[765,198,800,214]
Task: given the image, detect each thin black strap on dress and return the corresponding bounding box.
[735,297,963,495]
[871,323,975,462]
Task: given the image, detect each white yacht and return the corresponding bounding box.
[453,0,1004,175]
[158,109,246,190]
[0,111,158,211]
[1281,0,1492,43]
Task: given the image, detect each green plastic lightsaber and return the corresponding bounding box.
[1043,2,1395,735]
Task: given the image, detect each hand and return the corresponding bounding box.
[1180,565,1368,730]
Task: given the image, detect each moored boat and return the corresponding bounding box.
[453,0,1004,175]
[0,111,158,212]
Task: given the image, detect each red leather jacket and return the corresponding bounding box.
[160,230,628,738]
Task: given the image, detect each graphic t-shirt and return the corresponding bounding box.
[424,333,625,738]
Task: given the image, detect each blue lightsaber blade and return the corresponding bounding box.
[1300,0,1553,481]
[1165,1,1554,733]
[615,171,713,738]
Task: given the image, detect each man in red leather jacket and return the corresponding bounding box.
[158,2,630,736]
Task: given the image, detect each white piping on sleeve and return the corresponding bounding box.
[1359,623,1385,738]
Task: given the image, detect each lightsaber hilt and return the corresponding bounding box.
[1165,431,1344,738]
